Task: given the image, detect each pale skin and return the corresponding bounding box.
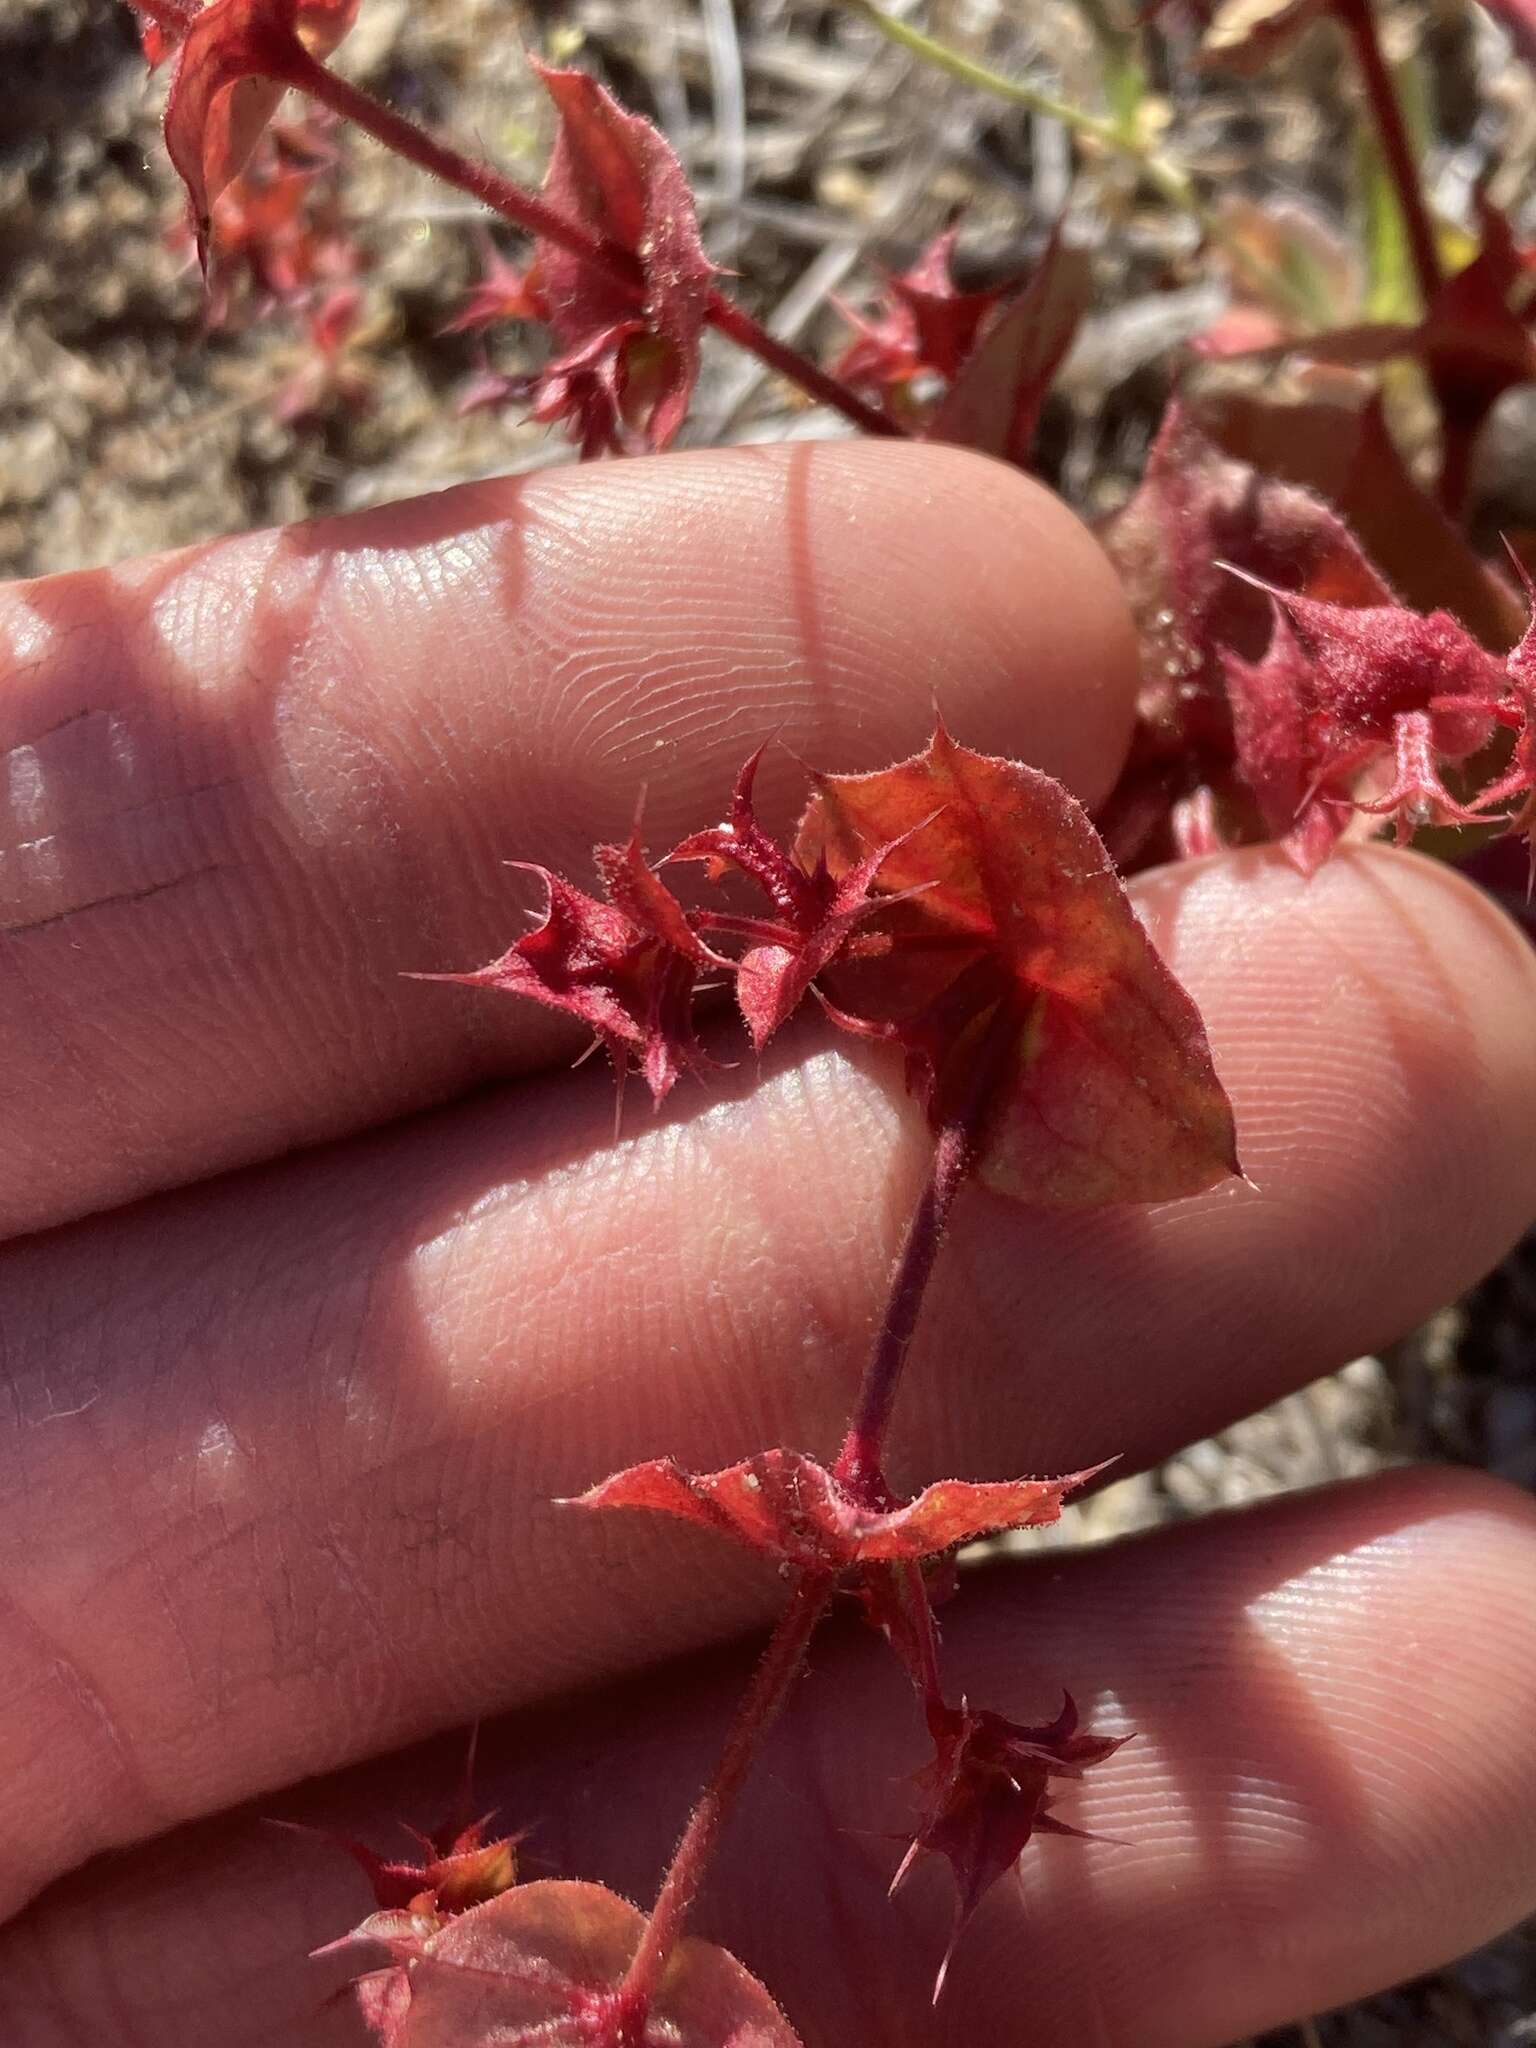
[1,440,1535,2046]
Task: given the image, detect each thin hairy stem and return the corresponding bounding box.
[290,53,900,435]
[834,999,1025,1507]
[614,1571,835,2035]
[613,999,1026,2020]
[705,294,900,436]
[285,54,901,428]
[832,1113,977,1507]
[280,45,650,286]
[894,1559,946,1712]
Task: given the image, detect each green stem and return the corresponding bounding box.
[844,0,1320,327]
[847,0,1125,145]
[1330,0,1441,309]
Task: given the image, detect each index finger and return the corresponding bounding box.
[0,441,1136,1237]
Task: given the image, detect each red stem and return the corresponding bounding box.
[612,1007,1014,2014]
[610,1011,1018,2017]
[894,1559,946,1714]
[278,47,651,293]
[832,1115,977,1509]
[281,55,901,437]
[614,1571,835,2036]
[1331,0,1441,309]
[1436,416,1475,519]
[833,998,1019,1506]
[705,294,900,437]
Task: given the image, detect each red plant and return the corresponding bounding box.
[113,0,1536,2037]
[319,721,1238,2042]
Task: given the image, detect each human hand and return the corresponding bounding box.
[1,442,1534,2046]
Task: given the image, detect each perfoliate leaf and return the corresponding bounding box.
[1185,388,1522,644]
[1260,585,1505,746]
[1096,399,1386,862]
[1236,581,1506,852]
[419,729,1237,1203]
[1222,612,1351,874]
[799,725,1240,1205]
[349,1880,802,2046]
[1097,389,1523,869]
[354,1963,415,2047]
[566,1448,1103,1570]
[1104,399,1392,715]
